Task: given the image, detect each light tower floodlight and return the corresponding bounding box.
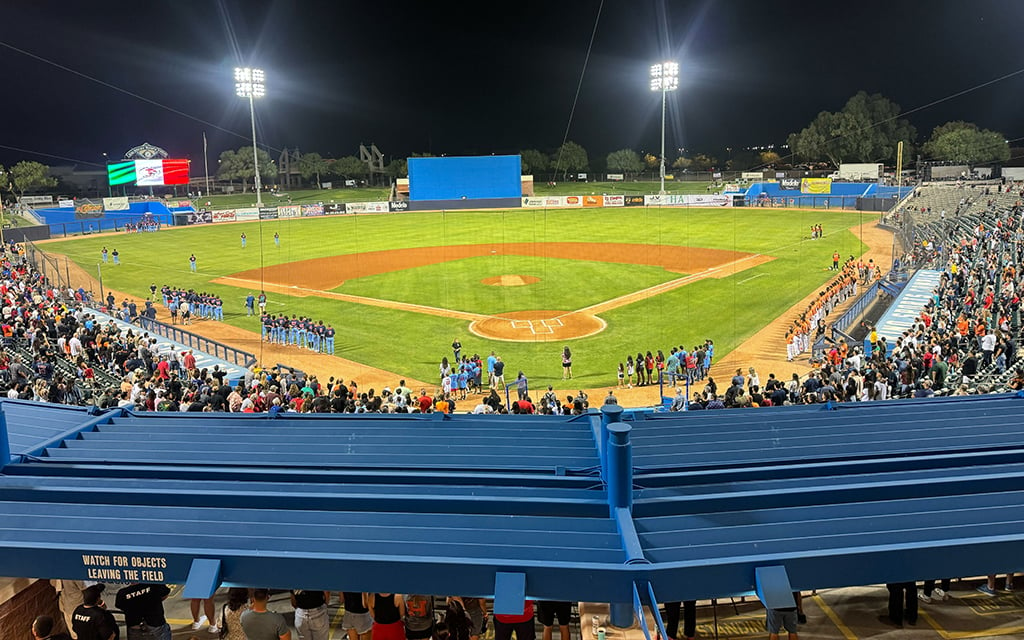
[235,66,266,206]
[650,60,679,194]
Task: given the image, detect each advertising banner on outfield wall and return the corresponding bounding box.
[603,195,625,207]
[780,178,801,189]
[75,203,103,215]
[233,208,258,221]
[213,210,236,222]
[624,195,645,207]
[324,203,346,214]
[800,178,832,194]
[388,201,409,212]
[562,195,583,208]
[102,196,129,211]
[583,195,604,207]
[522,197,545,208]
[172,200,193,209]
[302,204,325,217]
[278,205,301,218]
[645,194,733,207]
[257,207,278,220]
[188,211,213,225]
[346,202,389,213]
[543,197,563,207]
[58,199,74,209]
[607,173,624,181]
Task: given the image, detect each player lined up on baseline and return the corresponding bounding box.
[261,313,337,355]
[159,285,225,322]
[618,340,714,388]
[785,259,860,362]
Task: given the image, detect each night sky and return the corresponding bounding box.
[2,1,1022,169]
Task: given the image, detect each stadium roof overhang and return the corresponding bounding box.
[2,394,1024,613]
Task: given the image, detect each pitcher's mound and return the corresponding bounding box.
[481,275,540,287]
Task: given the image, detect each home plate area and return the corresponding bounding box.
[469,310,605,342]
[510,317,564,334]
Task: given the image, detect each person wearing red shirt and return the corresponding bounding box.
[183,350,197,371]
[417,389,433,413]
[494,600,535,640]
[156,356,170,380]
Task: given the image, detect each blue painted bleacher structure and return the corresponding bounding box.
[88,309,249,385]
[2,393,1024,612]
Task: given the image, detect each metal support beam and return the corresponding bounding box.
[493,572,526,616]
[755,566,795,610]
[183,558,222,599]
[0,406,9,470]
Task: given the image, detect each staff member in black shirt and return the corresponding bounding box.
[115,583,171,640]
[72,584,118,640]
[32,615,72,640]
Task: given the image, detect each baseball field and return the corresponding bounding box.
[48,206,874,389]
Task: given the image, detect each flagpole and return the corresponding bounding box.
[203,132,210,198]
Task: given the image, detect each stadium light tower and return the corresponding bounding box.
[650,61,679,194]
[235,67,266,206]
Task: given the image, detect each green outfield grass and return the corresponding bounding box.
[49,207,874,389]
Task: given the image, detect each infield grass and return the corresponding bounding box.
[49,207,874,389]
[334,256,681,315]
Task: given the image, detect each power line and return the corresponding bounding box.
[0,39,269,149]
[554,0,604,180]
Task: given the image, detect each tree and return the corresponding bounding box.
[759,151,782,167]
[671,156,692,171]
[787,92,916,165]
[606,149,643,176]
[331,156,368,180]
[385,158,408,179]
[691,154,719,172]
[297,152,328,187]
[520,149,549,175]
[218,148,275,193]
[923,121,1010,165]
[9,161,57,198]
[551,141,589,176]
[643,153,659,170]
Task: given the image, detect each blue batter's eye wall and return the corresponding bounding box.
[409,155,522,202]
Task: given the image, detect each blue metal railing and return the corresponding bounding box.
[136,316,257,368]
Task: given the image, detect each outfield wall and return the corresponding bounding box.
[167,194,736,226]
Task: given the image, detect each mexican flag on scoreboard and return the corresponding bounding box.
[108,159,190,186]
[135,159,190,185]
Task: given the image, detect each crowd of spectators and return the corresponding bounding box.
[680,186,1024,410]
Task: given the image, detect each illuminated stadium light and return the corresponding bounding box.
[234,67,266,205]
[650,61,678,194]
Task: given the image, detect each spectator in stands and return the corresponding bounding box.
[240,589,291,640]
